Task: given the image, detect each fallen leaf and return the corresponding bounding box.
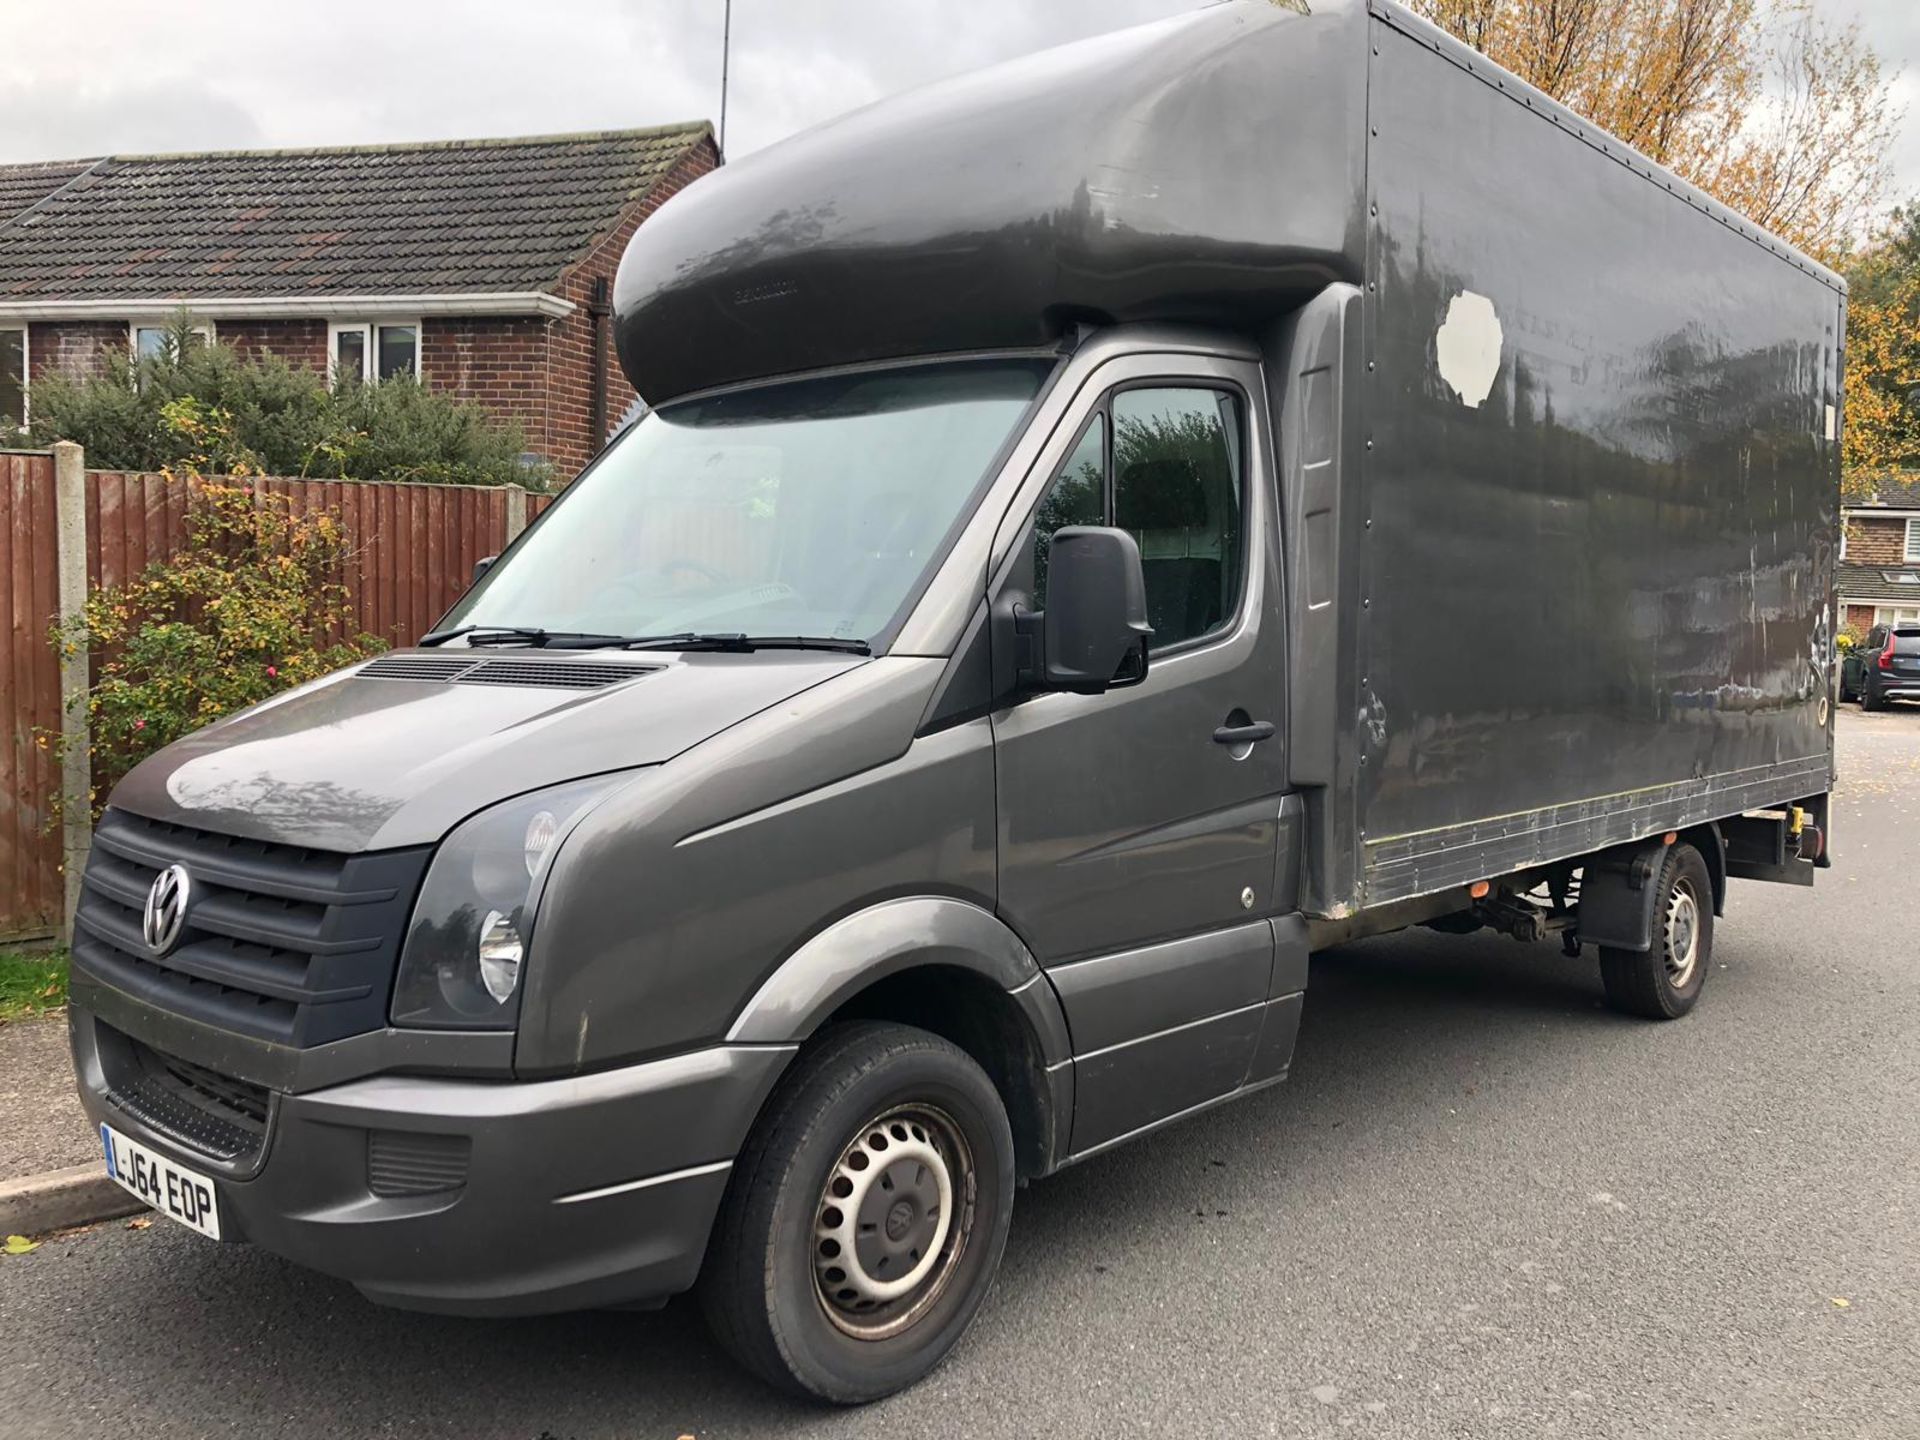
[126,1216,154,1231]
[3,1234,40,1255]
[1831,1297,1851,1309]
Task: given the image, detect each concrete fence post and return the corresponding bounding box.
[503,483,528,545]
[52,440,91,944]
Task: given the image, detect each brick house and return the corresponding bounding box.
[1839,476,1920,635]
[0,124,717,477]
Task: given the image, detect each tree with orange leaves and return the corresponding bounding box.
[1842,207,1920,499]
[1399,1,1899,266]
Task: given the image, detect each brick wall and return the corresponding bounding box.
[1844,514,1912,566]
[1842,604,1877,635]
[420,315,550,459]
[218,317,328,370]
[27,321,125,382]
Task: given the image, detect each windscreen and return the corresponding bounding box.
[444,359,1053,646]
[1894,630,1920,654]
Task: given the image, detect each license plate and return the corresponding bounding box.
[100,1122,222,1240]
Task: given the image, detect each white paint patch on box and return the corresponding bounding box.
[1435,290,1503,409]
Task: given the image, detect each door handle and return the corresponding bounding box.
[1213,719,1276,746]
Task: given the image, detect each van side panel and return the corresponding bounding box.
[1345,6,1841,909]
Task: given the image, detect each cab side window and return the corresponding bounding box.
[1028,384,1244,649]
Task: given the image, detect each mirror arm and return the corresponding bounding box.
[1012,603,1047,690]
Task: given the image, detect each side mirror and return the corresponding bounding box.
[472,556,497,584]
[1019,526,1152,694]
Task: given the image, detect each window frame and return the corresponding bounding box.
[1027,374,1253,659]
[1873,607,1920,630]
[1906,518,1920,564]
[327,319,423,384]
[0,323,27,431]
[127,318,213,362]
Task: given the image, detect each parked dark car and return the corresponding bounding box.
[1843,624,1920,708]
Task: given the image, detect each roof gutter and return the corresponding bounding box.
[0,292,575,321]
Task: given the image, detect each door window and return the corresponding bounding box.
[1028,384,1245,649]
[1032,414,1105,607]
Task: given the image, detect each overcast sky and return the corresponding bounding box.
[4,0,1919,207]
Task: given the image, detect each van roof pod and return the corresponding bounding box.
[613,0,1369,405]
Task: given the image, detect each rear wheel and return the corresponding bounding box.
[698,1021,1015,1403]
[1598,843,1714,1020]
[1863,676,1887,711]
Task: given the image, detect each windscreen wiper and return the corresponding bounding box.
[418,624,552,647]
[602,632,872,655]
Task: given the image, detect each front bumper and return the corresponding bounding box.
[70,1004,793,1316]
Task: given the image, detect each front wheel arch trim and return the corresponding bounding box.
[725,896,1071,1067]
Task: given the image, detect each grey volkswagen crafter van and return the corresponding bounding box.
[72,0,1838,1403]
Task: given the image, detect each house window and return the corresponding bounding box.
[1907,518,1920,563]
[329,322,419,383]
[0,326,25,429]
[129,321,212,362]
[1875,606,1920,628]
[1838,518,1848,561]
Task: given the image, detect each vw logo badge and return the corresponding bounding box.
[142,864,192,956]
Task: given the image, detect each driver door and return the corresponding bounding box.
[989,351,1294,1156]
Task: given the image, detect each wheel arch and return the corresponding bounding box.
[726,896,1074,1177]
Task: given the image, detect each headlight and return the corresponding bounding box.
[391,775,624,1029]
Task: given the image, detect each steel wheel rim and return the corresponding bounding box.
[813,1103,975,1341]
[1665,880,1701,988]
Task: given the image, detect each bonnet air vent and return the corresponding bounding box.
[357,655,657,691]
[359,655,481,682]
[454,659,658,690]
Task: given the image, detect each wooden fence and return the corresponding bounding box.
[0,446,555,942]
[2,452,63,941]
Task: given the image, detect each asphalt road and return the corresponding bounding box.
[4,709,1917,1439]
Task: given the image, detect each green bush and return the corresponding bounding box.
[28,315,549,489]
[44,398,388,804]
[51,479,387,805]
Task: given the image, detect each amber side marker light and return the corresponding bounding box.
[1469,880,1491,899]
[1663,832,1677,845]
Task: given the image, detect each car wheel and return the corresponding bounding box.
[1863,680,1886,712]
[698,1020,1016,1404]
[1598,842,1714,1020]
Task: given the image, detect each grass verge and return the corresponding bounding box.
[0,948,69,1021]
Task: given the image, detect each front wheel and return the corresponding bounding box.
[698,1021,1016,1403]
[1598,842,1714,1020]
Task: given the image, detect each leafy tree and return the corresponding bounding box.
[1842,206,1920,498]
[28,314,549,488]
[1391,1,1898,264]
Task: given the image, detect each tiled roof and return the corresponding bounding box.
[0,124,711,302]
[1837,563,1920,603]
[1844,474,1920,510]
[0,159,97,224]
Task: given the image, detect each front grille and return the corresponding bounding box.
[99,1024,272,1164]
[368,1130,472,1197]
[74,809,430,1048]
[358,653,658,690]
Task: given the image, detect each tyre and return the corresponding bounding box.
[698,1021,1016,1403]
[1598,842,1714,1019]
[1863,678,1886,711]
